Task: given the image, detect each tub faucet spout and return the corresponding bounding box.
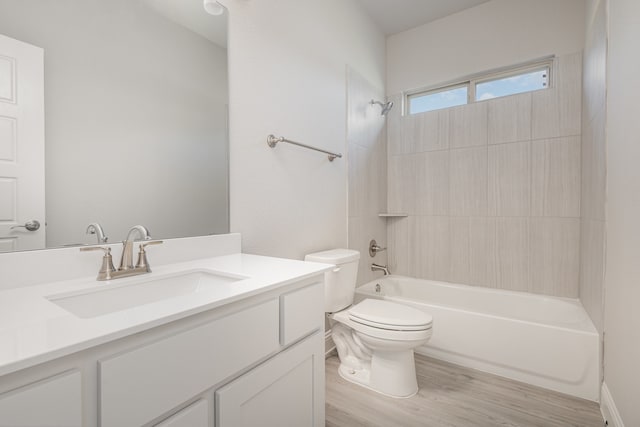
[371,263,390,275]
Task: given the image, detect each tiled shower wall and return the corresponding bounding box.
[386,53,583,297]
[347,68,388,285]
[580,0,607,333]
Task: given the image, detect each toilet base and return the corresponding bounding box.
[336,349,419,399]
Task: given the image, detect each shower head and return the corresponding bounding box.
[370,99,394,116]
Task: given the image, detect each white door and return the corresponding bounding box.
[0,33,45,251]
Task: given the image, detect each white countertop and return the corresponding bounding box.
[0,253,332,377]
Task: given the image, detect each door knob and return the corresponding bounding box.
[11,220,41,231]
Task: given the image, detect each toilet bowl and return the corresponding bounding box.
[305,249,433,398]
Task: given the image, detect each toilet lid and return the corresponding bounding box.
[348,299,432,331]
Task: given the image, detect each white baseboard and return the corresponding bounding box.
[325,329,336,358]
[601,382,625,427]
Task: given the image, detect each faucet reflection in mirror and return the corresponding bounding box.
[81,225,163,281]
[86,223,108,244]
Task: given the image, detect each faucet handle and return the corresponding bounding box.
[140,240,163,249]
[369,239,387,257]
[136,240,163,271]
[80,245,111,254]
[80,246,116,281]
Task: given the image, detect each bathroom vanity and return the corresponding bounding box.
[0,234,330,427]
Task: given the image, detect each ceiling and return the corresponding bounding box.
[140,0,228,48]
[356,0,491,35]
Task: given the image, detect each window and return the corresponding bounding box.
[475,66,549,101]
[408,84,468,115]
[407,59,552,115]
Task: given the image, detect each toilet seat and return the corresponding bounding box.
[348,299,432,331]
[331,299,433,342]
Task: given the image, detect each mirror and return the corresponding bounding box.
[0,0,229,252]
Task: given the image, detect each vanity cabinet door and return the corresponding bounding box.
[216,332,324,427]
[0,370,82,427]
[155,399,209,427]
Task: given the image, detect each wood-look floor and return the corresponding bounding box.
[325,354,604,427]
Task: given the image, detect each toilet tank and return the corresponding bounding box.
[305,249,360,312]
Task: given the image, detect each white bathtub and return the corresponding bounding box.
[355,276,600,401]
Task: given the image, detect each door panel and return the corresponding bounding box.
[0,34,45,251]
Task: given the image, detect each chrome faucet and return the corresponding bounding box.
[81,225,163,281]
[86,223,108,244]
[371,263,390,275]
[119,225,151,271]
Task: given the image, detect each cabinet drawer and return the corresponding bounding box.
[99,299,279,427]
[0,370,82,427]
[280,282,323,346]
[216,332,324,427]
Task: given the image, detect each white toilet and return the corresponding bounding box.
[305,248,433,398]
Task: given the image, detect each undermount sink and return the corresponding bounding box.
[46,270,247,319]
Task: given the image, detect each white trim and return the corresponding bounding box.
[325,329,336,358]
[601,382,625,427]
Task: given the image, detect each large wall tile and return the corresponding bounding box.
[493,217,529,292]
[469,217,496,287]
[579,1,606,334]
[349,215,388,285]
[386,93,405,155]
[488,141,530,216]
[579,219,605,333]
[531,136,581,217]
[449,217,471,284]
[449,217,495,286]
[403,109,450,153]
[532,53,582,139]
[488,93,532,145]
[387,217,409,275]
[450,102,488,148]
[409,216,450,282]
[362,136,387,214]
[530,217,580,297]
[388,154,416,214]
[532,88,561,139]
[581,111,606,221]
[450,147,488,216]
[582,0,607,124]
[556,52,583,137]
[349,134,386,218]
[416,150,449,215]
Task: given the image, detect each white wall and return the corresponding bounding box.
[603,0,640,424]
[386,0,585,95]
[223,0,385,259]
[0,0,229,246]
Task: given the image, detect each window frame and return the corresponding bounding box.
[406,58,554,115]
[472,61,552,102]
[406,82,469,115]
